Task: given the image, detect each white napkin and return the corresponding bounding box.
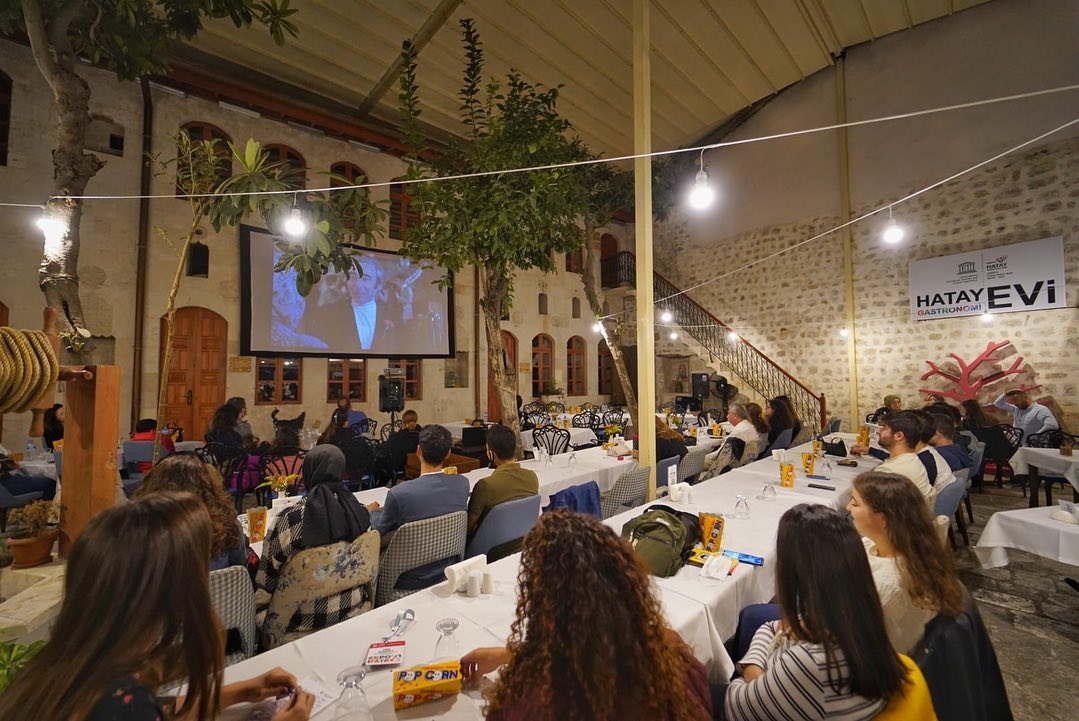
[668,483,692,502]
[444,555,487,592]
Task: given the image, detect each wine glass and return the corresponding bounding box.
[335,666,373,720]
[734,495,751,520]
[756,483,777,502]
[433,617,460,660]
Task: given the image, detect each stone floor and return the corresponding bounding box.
[956,483,1079,721]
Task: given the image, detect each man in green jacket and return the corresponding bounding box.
[467,424,540,561]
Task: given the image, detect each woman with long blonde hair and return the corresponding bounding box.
[460,509,711,721]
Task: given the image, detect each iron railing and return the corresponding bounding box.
[602,251,827,432]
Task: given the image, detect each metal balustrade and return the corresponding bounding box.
[600,251,826,432]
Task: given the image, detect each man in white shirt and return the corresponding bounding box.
[851,411,934,503]
[993,389,1059,445]
[703,404,758,473]
[349,256,385,350]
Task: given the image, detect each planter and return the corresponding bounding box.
[9,528,59,569]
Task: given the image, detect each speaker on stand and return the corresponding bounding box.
[379,368,406,430]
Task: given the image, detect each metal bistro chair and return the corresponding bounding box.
[545,401,566,415]
[532,425,570,456]
[571,412,595,429]
[465,495,542,559]
[209,565,257,664]
[260,447,306,495]
[1027,429,1079,505]
[376,511,466,607]
[603,410,627,428]
[338,435,380,491]
[525,411,551,430]
[198,442,252,512]
[601,466,651,520]
[380,419,403,442]
[523,401,547,414]
[677,445,710,485]
[971,424,1023,490]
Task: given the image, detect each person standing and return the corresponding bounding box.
[993,389,1059,445]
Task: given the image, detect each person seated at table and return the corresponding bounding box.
[460,509,712,720]
[656,418,689,460]
[0,442,56,500]
[256,445,372,630]
[42,403,64,450]
[467,423,539,561]
[873,394,903,421]
[133,453,249,571]
[910,410,956,492]
[993,388,1059,445]
[850,411,933,499]
[704,404,758,473]
[0,492,313,721]
[335,397,369,430]
[746,402,770,452]
[959,399,993,431]
[366,425,468,589]
[848,471,964,654]
[928,413,974,474]
[773,395,804,443]
[317,407,353,446]
[206,403,244,447]
[760,398,796,457]
[723,504,932,721]
[130,418,177,473]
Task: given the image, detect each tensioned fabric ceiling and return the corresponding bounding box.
[185,0,991,157]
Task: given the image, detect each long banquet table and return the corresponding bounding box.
[224,435,878,719]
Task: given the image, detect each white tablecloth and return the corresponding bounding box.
[1008,447,1079,492]
[174,440,206,453]
[521,426,597,453]
[229,439,869,719]
[11,459,57,481]
[974,506,1079,568]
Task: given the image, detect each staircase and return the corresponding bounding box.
[601,251,827,432]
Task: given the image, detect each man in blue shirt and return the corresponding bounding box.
[928,412,974,472]
[993,390,1059,445]
[367,424,468,590]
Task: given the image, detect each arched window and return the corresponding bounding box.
[0,70,11,166]
[531,334,553,397]
[538,292,548,315]
[566,247,585,273]
[330,161,367,229]
[265,143,307,189]
[389,177,418,240]
[598,339,613,395]
[571,297,581,319]
[177,121,232,195]
[567,336,586,396]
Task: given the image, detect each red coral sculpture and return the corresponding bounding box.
[919,340,1040,403]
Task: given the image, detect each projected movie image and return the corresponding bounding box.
[243,227,454,357]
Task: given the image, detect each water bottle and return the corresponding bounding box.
[25,439,36,462]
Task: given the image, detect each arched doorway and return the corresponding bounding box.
[487,331,517,422]
[600,233,619,259]
[159,306,227,437]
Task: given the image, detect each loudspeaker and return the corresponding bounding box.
[692,372,710,400]
[378,377,404,412]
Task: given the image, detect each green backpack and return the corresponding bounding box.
[621,509,690,577]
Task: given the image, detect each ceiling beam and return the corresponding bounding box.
[356,0,463,119]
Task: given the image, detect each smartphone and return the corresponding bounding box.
[722,550,764,566]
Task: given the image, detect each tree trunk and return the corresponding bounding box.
[580,220,639,434]
[480,266,523,455]
[153,231,195,462]
[22,0,104,338]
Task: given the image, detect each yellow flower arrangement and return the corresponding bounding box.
[257,474,298,496]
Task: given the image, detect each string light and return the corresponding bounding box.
[36,210,68,259]
[669,331,679,340]
[839,328,850,337]
[688,149,715,210]
[728,331,739,342]
[882,206,904,244]
[282,201,306,238]
[659,310,673,323]
[592,322,602,333]
[981,311,994,322]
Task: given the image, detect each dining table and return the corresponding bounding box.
[1008,446,1079,508]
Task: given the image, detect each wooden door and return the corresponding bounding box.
[600,233,618,259]
[159,307,227,439]
[487,331,517,422]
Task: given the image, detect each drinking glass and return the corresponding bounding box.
[335,666,373,720]
[734,495,751,520]
[433,617,460,660]
[756,483,777,502]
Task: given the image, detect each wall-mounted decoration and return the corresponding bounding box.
[228,356,253,373]
[918,340,1040,402]
[909,236,1066,321]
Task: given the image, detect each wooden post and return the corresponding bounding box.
[60,365,121,555]
[836,57,861,429]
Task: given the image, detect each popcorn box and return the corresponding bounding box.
[393,661,463,699]
[801,452,815,475]
[699,512,725,552]
[780,463,795,488]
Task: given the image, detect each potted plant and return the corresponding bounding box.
[540,380,564,402]
[7,501,59,569]
[0,640,44,693]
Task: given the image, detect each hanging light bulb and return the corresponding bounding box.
[283,206,306,238]
[980,311,993,322]
[688,149,715,210]
[669,331,678,341]
[659,310,673,323]
[839,327,850,337]
[728,331,739,342]
[882,206,904,244]
[36,209,69,260]
[592,322,602,333]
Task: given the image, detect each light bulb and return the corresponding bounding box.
[728,331,739,342]
[839,328,850,337]
[688,169,715,209]
[980,311,993,322]
[592,323,602,333]
[668,331,678,341]
[882,221,904,244]
[283,207,307,237]
[660,310,673,323]
[36,214,68,258]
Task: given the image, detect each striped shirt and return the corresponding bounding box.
[726,621,887,721]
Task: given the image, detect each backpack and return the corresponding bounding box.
[647,504,701,556]
[621,509,691,577]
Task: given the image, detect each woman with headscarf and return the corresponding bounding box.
[255,445,371,635]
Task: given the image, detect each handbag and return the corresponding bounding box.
[819,435,847,457]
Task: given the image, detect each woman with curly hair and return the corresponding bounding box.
[848,471,964,653]
[460,509,711,721]
[134,453,249,571]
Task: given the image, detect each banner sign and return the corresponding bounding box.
[909,237,1066,321]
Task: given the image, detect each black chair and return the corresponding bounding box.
[355,418,377,437]
[571,412,595,429]
[198,442,252,512]
[545,401,566,415]
[580,402,597,412]
[259,446,306,494]
[455,426,489,464]
[523,401,547,414]
[971,424,1023,490]
[1027,429,1078,505]
[532,425,570,456]
[602,410,626,428]
[380,419,403,442]
[338,435,379,490]
[525,411,550,429]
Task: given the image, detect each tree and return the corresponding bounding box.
[0,0,299,342]
[151,133,384,456]
[918,339,1040,402]
[396,20,589,444]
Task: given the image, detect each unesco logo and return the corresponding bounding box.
[956,261,977,275]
